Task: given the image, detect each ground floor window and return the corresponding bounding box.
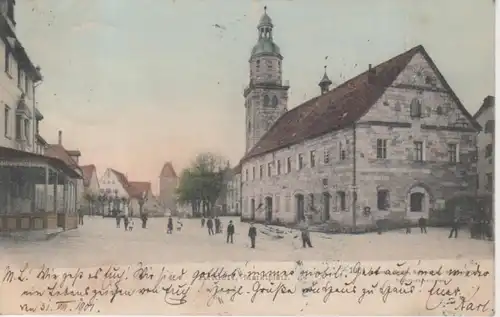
[336,191,346,211]
[410,192,424,212]
[377,189,389,210]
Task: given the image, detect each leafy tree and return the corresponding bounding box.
[176,152,229,217]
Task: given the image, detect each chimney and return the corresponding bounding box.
[58,130,62,145]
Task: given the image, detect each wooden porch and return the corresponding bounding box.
[0,147,82,232]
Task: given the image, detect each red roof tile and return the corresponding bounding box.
[242,45,480,162]
[128,181,152,199]
[80,164,96,187]
[160,162,177,178]
[46,144,79,170]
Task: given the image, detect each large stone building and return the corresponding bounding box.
[236,8,480,228]
[473,96,494,198]
[0,0,82,234]
[159,161,179,214]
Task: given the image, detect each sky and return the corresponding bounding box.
[16,0,494,194]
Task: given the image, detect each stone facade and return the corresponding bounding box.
[474,96,494,196]
[239,47,479,227]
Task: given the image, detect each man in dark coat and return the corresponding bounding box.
[215,217,221,234]
[207,217,214,236]
[78,208,85,226]
[418,217,427,233]
[448,215,460,238]
[227,220,235,243]
[167,216,173,234]
[201,217,205,228]
[248,223,257,248]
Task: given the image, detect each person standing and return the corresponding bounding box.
[78,207,85,226]
[201,217,206,228]
[115,209,121,228]
[141,211,148,229]
[123,201,130,231]
[418,217,427,234]
[167,216,173,234]
[300,222,313,248]
[248,223,257,248]
[448,215,460,239]
[215,217,221,234]
[207,217,214,236]
[227,220,235,244]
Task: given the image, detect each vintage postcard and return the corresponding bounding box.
[0,0,495,315]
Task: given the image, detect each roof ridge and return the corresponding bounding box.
[242,45,422,161]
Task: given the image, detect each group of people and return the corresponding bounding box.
[166,216,184,234]
[200,216,224,235]
[114,202,149,231]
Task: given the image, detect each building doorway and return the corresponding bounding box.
[295,194,305,222]
[250,198,255,220]
[322,192,330,221]
[265,196,273,222]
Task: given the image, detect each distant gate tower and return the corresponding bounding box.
[244,6,289,153]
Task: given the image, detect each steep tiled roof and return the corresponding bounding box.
[128,181,152,199]
[160,162,178,178]
[80,164,96,187]
[110,168,131,194]
[242,45,480,162]
[46,144,79,170]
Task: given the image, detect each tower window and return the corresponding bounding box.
[272,95,278,107]
[263,95,270,107]
[247,121,251,133]
[256,60,260,71]
[410,98,422,118]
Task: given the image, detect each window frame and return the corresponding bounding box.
[376,139,387,159]
[414,141,424,161]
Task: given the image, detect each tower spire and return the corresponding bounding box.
[319,65,333,95]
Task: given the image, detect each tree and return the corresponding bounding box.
[176,152,229,218]
[83,191,97,216]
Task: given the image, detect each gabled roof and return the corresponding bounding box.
[242,45,480,162]
[109,168,131,194]
[160,161,178,178]
[80,164,96,187]
[46,144,79,170]
[128,181,152,199]
[473,95,495,119]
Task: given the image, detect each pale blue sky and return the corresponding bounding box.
[16,0,494,191]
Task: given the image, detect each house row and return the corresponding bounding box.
[99,168,164,217]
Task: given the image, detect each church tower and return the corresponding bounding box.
[244,6,289,153]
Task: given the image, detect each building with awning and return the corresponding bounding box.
[0,146,82,233]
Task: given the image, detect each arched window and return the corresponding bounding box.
[272,95,278,107]
[485,120,494,134]
[410,98,422,118]
[410,192,425,212]
[247,121,251,133]
[256,60,260,71]
[263,95,270,107]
